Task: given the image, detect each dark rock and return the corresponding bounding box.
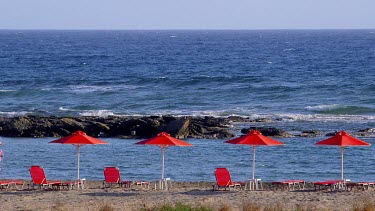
[325,132,337,137]
[302,130,320,134]
[241,127,291,137]
[297,130,321,137]
[358,128,375,133]
[187,117,233,139]
[356,128,375,137]
[161,117,190,139]
[227,116,250,122]
[253,118,273,123]
[0,115,235,139]
[60,118,85,131]
[355,132,372,137]
[162,115,178,123]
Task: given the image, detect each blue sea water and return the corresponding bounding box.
[1,30,375,181]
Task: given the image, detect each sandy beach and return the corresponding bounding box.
[1,181,375,211]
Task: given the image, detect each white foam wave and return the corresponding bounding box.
[150,108,259,118]
[141,109,375,123]
[273,113,375,123]
[0,90,16,92]
[305,104,340,111]
[58,107,70,111]
[68,85,140,93]
[0,111,29,117]
[283,48,295,51]
[59,107,115,117]
[79,110,115,117]
[198,75,211,78]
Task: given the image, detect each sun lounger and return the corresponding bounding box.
[0,180,25,190]
[345,182,365,191]
[214,168,245,191]
[313,180,345,191]
[272,180,305,191]
[367,182,375,189]
[29,166,70,190]
[345,182,375,191]
[103,167,134,189]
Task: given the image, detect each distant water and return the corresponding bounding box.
[1,30,375,122]
[1,30,375,181]
[1,137,375,182]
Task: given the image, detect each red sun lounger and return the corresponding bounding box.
[0,180,25,190]
[313,180,344,191]
[29,166,70,190]
[103,167,134,188]
[214,168,245,191]
[345,182,375,191]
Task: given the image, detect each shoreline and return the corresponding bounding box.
[0,181,375,210]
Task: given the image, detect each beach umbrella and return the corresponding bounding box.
[49,130,108,180]
[135,132,192,179]
[315,130,370,180]
[0,141,3,162]
[225,130,284,180]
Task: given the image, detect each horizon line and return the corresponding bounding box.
[0,28,375,31]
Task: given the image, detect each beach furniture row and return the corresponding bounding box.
[1,165,374,192]
[212,167,375,192]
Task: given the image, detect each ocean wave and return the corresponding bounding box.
[273,113,375,122]
[0,90,16,92]
[149,108,259,118]
[0,111,30,117]
[305,104,373,115]
[2,108,375,124]
[67,85,140,93]
[126,109,375,123]
[305,104,341,111]
[59,107,115,117]
[58,107,70,111]
[78,110,115,117]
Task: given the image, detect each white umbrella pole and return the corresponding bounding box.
[341,147,344,181]
[77,145,81,180]
[161,147,165,179]
[252,146,256,180]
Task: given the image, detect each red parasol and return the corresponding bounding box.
[135,132,192,179]
[315,130,370,180]
[49,130,108,180]
[225,130,284,180]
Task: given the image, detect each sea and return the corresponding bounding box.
[0,30,375,182]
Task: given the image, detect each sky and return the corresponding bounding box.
[0,0,374,30]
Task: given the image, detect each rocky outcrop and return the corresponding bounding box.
[187,117,233,139]
[355,128,375,137]
[0,115,233,139]
[325,132,337,137]
[241,127,292,138]
[297,130,321,138]
[227,116,274,123]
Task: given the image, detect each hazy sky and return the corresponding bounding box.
[1,0,374,30]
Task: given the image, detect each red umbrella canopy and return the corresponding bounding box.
[135,132,192,147]
[49,130,108,145]
[315,131,370,147]
[225,130,284,146]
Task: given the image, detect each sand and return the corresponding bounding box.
[1,181,375,211]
